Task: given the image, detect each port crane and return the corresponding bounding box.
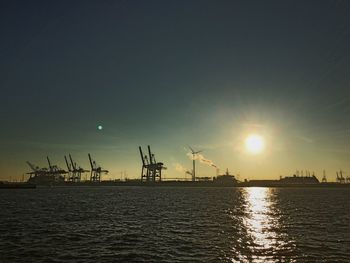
[64,154,89,182]
[139,145,166,182]
[47,156,68,180]
[26,161,49,178]
[322,170,327,183]
[336,170,346,184]
[88,153,108,182]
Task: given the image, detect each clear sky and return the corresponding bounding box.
[1,1,350,181]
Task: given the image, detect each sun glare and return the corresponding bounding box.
[245,134,265,154]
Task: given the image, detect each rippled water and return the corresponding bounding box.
[0,187,349,262]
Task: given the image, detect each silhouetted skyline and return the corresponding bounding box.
[1,1,350,180]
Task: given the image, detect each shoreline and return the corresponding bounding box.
[19,181,350,188]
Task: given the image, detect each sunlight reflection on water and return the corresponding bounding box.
[245,188,274,250]
[234,187,296,263]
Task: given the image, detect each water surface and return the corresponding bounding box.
[0,187,349,262]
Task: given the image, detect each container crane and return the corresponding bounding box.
[88,153,108,182]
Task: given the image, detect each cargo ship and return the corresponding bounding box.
[240,174,323,187]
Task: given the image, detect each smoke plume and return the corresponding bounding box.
[174,163,192,175]
[187,152,218,168]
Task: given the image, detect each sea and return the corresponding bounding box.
[0,187,349,263]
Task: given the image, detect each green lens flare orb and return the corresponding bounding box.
[97,125,103,130]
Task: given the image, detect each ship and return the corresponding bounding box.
[279,174,319,184]
[27,174,65,186]
[213,169,239,186]
[243,174,321,187]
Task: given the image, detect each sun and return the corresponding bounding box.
[245,134,265,154]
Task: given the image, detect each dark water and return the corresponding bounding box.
[0,187,349,263]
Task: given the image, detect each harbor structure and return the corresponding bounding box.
[88,153,108,182]
[139,145,166,182]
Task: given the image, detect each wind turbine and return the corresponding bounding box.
[188,146,202,182]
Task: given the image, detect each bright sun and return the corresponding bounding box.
[245,134,265,154]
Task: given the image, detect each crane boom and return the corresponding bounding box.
[88,153,94,170]
[26,161,37,171]
[148,145,153,164]
[64,156,71,172]
[69,154,76,170]
[47,156,52,170]
[139,146,146,166]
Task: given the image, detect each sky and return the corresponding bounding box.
[1,0,350,181]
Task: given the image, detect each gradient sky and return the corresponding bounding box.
[1,1,350,181]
